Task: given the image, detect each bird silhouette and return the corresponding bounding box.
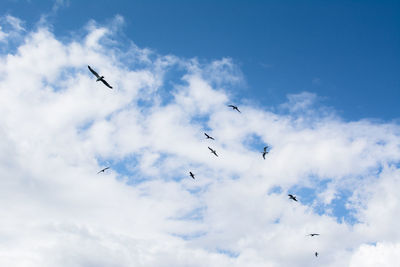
[189,172,195,179]
[288,194,298,202]
[208,147,218,157]
[262,146,269,159]
[307,233,320,237]
[97,167,110,174]
[315,252,318,257]
[204,133,215,140]
[228,104,241,113]
[88,65,113,89]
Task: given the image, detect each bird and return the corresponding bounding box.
[228,104,241,113]
[88,65,113,89]
[288,194,298,202]
[208,147,218,157]
[315,252,318,257]
[189,172,195,179]
[262,146,269,159]
[307,233,320,237]
[204,133,215,140]
[97,167,110,174]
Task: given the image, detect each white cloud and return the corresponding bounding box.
[5,15,25,31]
[0,15,25,43]
[0,14,400,267]
[52,0,70,12]
[350,242,400,267]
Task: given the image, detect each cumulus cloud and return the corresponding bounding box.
[0,14,399,267]
[350,242,400,267]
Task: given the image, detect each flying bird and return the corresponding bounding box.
[228,104,241,113]
[262,146,269,159]
[97,167,110,174]
[315,252,318,257]
[208,147,218,157]
[307,233,320,237]
[288,194,298,202]
[204,133,215,140]
[88,65,113,89]
[189,172,195,179]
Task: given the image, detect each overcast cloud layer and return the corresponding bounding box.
[0,15,399,267]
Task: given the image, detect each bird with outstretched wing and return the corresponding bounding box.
[88,65,113,89]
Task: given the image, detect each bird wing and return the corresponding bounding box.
[205,133,209,138]
[88,65,100,78]
[263,152,266,159]
[264,146,268,152]
[101,79,113,89]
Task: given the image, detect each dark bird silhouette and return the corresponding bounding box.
[307,233,320,237]
[97,167,110,174]
[208,147,218,157]
[189,172,195,179]
[262,146,269,159]
[204,133,215,140]
[88,65,113,89]
[288,194,298,202]
[315,252,318,257]
[228,104,241,113]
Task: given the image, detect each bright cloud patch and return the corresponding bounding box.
[0,15,399,267]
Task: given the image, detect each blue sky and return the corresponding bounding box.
[1,1,400,266]
[4,0,400,121]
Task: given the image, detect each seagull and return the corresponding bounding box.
[288,194,298,202]
[189,172,195,179]
[204,133,215,140]
[88,65,113,89]
[97,167,110,174]
[208,147,218,157]
[315,252,318,257]
[262,146,269,159]
[228,104,241,113]
[307,233,320,237]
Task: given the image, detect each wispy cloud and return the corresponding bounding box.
[0,15,399,267]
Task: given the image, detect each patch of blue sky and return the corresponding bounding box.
[137,66,188,108]
[96,154,149,185]
[76,119,95,135]
[329,190,359,225]
[242,133,270,153]
[172,207,206,222]
[229,174,241,181]
[42,67,81,92]
[290,179,359,224]
[189,114,211,128]
[4,0,400,122]
[216,249,239,258]
[186,186,204,195]
[111,151,205,185]
[171,231,207,241]
[268,185,283,195]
